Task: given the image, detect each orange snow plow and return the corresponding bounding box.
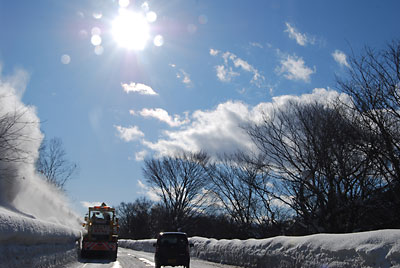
[81,203,119,260]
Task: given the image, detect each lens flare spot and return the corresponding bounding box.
[153,35,164,47]
[146,11,157,22]
[187,24,197,34]
[61,54,71,64]
[79,29,88,39]
[199,14,208,24]
[141,2,149,12]
[94,46,104,55]
[119,0,129,8]
[93,12,102,19]
[91,34,102,46]
[91,27,101,36]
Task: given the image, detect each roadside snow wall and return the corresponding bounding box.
[119,229,400,268]
[0,207,81,268]
[119,238,156,253]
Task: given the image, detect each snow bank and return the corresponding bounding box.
[120,230,400,268]
[0,242,78,268]
[0,206,81,267]
[0,207,81,245]
[119,238,156,253]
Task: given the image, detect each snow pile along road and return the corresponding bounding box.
[120,229,400,268]
[0,207,81,245]
[0,207,81,267]
[119,238,156,253]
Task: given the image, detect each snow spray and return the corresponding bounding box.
[0,67,81,229]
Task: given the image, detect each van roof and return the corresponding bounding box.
[158,232,187,236]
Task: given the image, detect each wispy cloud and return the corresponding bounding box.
[276,54,315,82]
[332,50,350,67]
[135,150,148,161]
[177,69,192,86]
[215,65,239,82]
[284,22,315,46]
[210,49,265,88]
[137,108,189,127]
[115,125,144,142]
[209,48,220,56]
[249,42,263,49]
[121,82,158,95]
[169,64,193,87]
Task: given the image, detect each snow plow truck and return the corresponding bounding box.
[81,203,119,260]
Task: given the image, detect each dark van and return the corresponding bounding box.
[153,232,193,268]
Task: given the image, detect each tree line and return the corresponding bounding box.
[2,41,399,239]
[117,41,400,239]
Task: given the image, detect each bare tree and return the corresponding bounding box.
[116,198,153,239]
[0,108,31,164]
[337,40,400,227]
[205,152,277,238]
[247,101,377,233]
[0,103,39,204]
[142,151,209,231]
[36,137,77,190]
[338,41,400,185]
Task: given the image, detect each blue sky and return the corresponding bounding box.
[1,0,399,215]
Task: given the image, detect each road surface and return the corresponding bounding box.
[65,247,240,268]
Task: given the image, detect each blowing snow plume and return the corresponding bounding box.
[0,67,81,229]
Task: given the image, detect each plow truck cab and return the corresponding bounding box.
[81,202,119,260]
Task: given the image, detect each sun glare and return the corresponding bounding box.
[112,10,150,50]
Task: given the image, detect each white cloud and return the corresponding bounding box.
[121,82,158,95]
[209,48,220,56]
[211,50,265,88]
[138,108,189,127]
[216,65,240,82]
[276,54,315,82]
[135,150,148,161]
[137,179,161,201]
[115,125,144,142]
[232,57,253,72]
[169,64,193,87]
[250,42,263,49]
[140,89,349,158]
[332,50,350,68]
[177,69,192,86]
[142,101,258,157]
[284,22,315,46]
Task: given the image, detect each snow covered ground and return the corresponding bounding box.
[120,230,400,268]
[0,206,81,268]
[1,205,400,268]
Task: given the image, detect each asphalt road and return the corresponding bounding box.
[65,247,240,268]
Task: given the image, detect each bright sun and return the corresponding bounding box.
[112,10,150,50]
